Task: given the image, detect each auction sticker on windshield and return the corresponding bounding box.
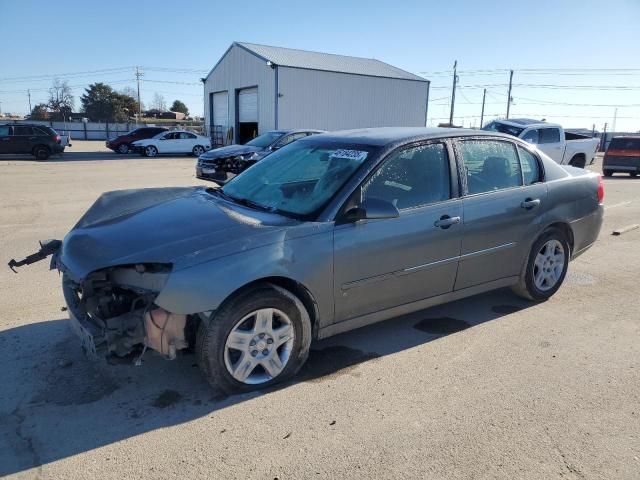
[329,149,368,163]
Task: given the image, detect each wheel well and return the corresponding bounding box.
[569,153,586,167]
[215,277,320,338]
[32,144,50,154]
[547,222,574,254]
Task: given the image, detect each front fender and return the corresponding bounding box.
[154,226,334,325]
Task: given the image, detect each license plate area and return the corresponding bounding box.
[69,311,99,360]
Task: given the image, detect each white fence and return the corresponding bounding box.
[8,120,205,140]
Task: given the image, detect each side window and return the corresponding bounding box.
[14,126,34,136]
[162,133,175,140]
[459,140,522,195]
[34,127,50,135]
[181,132,196,139]
[518,146,542,185]
[362,143,451,210]
[0,126,10,136]
[521,129,539,144]
[539,128,560,144]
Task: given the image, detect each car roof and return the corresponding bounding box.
[300,127,515,147]
[612,135,640,139]
[268,129,325,135]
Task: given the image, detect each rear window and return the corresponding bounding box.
[609,138,640,150]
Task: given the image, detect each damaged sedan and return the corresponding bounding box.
[10,128,604,393]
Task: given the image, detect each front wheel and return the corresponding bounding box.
[192,145,205,156]
[117,143,130,154]
[603,169,613,177]
[512,228,570,301]
[144,145,158,157]
[196,284,312,394]
[630,172,638,178]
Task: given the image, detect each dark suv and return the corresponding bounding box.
[0,124,64,160]
[106,127,168,154]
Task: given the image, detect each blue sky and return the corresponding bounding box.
[1,0,639,131]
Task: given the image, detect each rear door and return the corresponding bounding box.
[0,125,11,153]
[12,125,35,153]
[179,132,198,152]
[536,128,564,162]
[454,137,548,290]
[333,141,463,322]
[157,132,178,153]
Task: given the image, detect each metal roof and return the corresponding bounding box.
[234,42,427,82]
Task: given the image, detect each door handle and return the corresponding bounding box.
[521,198,541,210]
[434,215,461,229]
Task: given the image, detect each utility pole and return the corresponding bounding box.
[135,66,143,122]
[480,88,487,127]
[612,107,618,134]
[27,90,32,113]
[449,60,457,126]
[506,69,514,119]
[601,122,608,152]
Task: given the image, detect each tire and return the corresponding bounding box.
[33,145,50,160]
[144,145,158,157]
[512,228,570,301]
[569,155,586,169]
[117,144,130,154]
[196,283,312,394]
[630,172,638,178]
[603,169,613,177]
[192,145,205,156]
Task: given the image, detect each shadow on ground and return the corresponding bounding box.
[0,288,534,476]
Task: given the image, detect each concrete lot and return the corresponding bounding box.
[0,142,638,479]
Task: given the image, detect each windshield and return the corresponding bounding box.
[245,132,285,148]
[483,121,524,137]
[221,141,376,218]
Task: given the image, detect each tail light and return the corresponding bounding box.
[597,175,604,204]
[53,135,61,143]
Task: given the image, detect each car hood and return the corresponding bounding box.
[199,144,263,160]
[131,139,153,146]
[58,186,297,281]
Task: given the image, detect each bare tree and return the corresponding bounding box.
[150,92,166,111]
[48,78,74,118]
[120,86,144,111]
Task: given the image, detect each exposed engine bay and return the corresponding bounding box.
[62,263,194,362]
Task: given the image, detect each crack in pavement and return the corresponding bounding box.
[4,401,43,480]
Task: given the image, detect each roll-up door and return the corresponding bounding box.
[238,87,258,123]
[212,91,228,127]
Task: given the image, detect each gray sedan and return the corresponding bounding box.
[13,128,604,393]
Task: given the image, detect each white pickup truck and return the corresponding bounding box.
[483,119,599,168]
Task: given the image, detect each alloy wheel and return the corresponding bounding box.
[533,239,565,291]
[145,146,157,157]
[224,308,295,384]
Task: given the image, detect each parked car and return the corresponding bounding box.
[10,128,604,393]
[603,136,640,177]
[132,130,211,157]
[0,123,65,159]
[483,119,599,168]
[106,127,168,154]
[196,129,324,183]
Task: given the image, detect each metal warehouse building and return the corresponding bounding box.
[203,42,430,145]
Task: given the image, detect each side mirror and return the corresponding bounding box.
[342,197,399,223]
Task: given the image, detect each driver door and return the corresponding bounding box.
[332,142,463,322]
[158,132,178,153]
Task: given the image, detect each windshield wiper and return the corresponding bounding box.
[209,188,275,213]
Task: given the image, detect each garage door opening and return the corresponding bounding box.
[237,87,258,144]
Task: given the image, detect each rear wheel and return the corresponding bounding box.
[144,145,158,157]
[630,172,638,178]
[117,144,130,154]
[512,228,570,301]
[192,145,205,156]
[33,145,50,160]
[196,284,312,394]
[603,169,613,177]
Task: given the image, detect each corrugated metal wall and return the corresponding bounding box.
[277,67,428,131]
[204,45,275,139]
